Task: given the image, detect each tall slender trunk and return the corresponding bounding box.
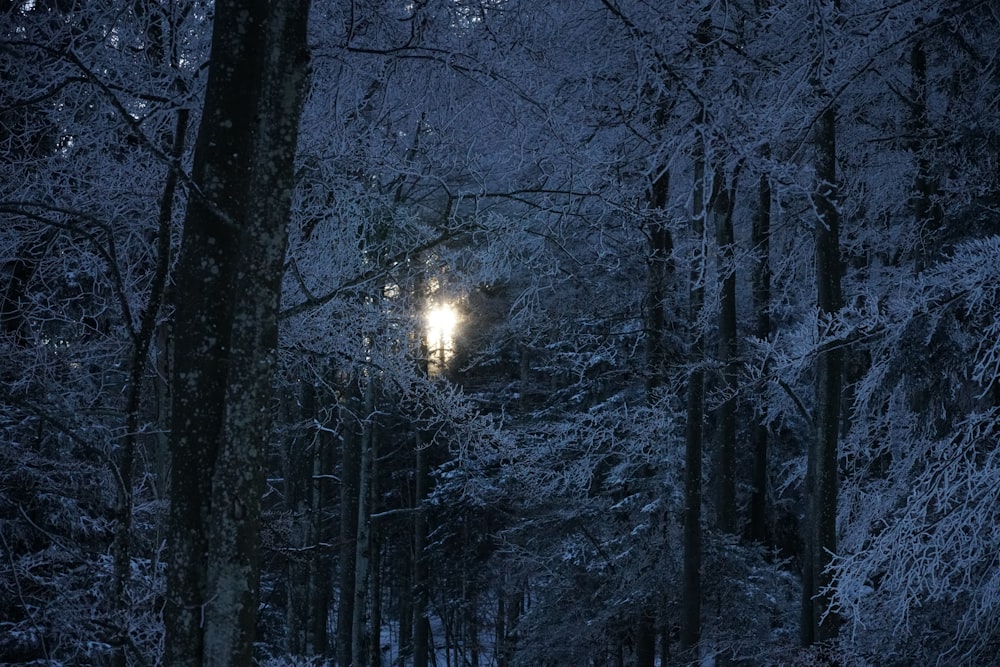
[412,429,431,667]
[310,388,336,658]
[803,102,843,647]
[646,166,673,393]
[397,557,412,667]
[353,376,376,667]
[909,40,941,270]
[369,503,383,667]
[636,609,656,667]
[338,383,361,666]
[111,105,187,667]
[496,580,522,667]
[680,123,707,654]
[286,381,315,656]
[749,153,773,544]
[714,173,739,534]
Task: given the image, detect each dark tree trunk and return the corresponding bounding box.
[636,609,656,667]
[714,173,739,534]
[749,154,773,544]
[646,166,673,392]
[338,383,362,667]
[680,126,707,654]
[802,101,843,647]
[353,377,377,667]
[369,505,383,667]
[311,390,337,658]
[111,102,188,667]
[164,2,312,665]
[397,558,412,667]
[412,429,431,667]
[909,40,942,270]
[285,380,317,657]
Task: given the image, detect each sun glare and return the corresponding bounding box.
[425,303,457,349]
[425,302,458,375]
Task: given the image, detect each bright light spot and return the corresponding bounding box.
[425,303,458,376]
[425,303,457,349]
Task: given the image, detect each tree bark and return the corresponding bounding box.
[310,387,336,658]
[749,153,773,544]
[713,173,738,534]
[802,102,843,647]
[636,609,656,667]
[680,124,707,654]
[369,498,383,667]
[646,166,673,393]
[164,2,312,665]
[909,40,942,270]
[353,376,377,667]
[111,101,187,667]
[338,383,362,667]
[285,380,318,657]
[412,429,431,667]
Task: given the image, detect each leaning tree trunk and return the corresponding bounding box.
[164,2,312,666]
[111,103,187,667]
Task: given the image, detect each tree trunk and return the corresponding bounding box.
[749,153,773,544]
[369,508,383,667]
[164,2,312,665]
[713,172,739,534]
[909,40,942,270]
[636,609,656,667]
[646,166,673,393]
[310,387,337,658]
[680,125,707,654]
[802,101,843,647]
[412,429,431,667]
[111,103,187,667]
[339,382,362,667]
[397,556,412,667]
[353,376,377,667]
[285,381,315,657]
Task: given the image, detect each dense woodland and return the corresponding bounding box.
[3,1,1000,665]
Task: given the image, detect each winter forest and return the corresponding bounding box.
[4,0,1000,665]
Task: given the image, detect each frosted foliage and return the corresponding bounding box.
[834,410,1000,662]
[474,395,684,664]
[954,237,1000,389]
[833,236,1000,664]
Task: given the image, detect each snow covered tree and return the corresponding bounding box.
[2,2,203,662]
